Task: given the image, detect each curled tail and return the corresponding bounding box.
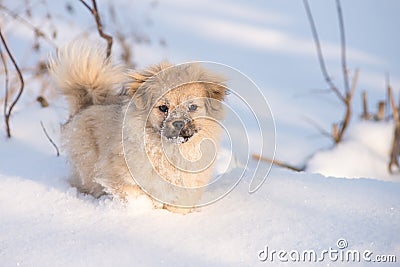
[49,42,126,116]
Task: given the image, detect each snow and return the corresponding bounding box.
[308,121,397,182]
[1,163,399,266]
[0,0,399,266]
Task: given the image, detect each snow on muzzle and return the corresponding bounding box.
[122,62,276,208]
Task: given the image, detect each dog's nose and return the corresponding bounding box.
[172,120,185,130]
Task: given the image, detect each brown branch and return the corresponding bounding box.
[388,86,400,173]
[332,124,339,141]
[335,102,350,144]
[303,0,358,144]
[335,0,350,95]
[386,73,392,120]
[0,27,24,138]
[389,88,398,122]
[398,91,400,119]
[252,154,305,172]
[40,121,60,157]
[78,0,113,58]
[77,0,91,11]
[116,31,134,67]
[303,0,345,103]
[349,68,359,99]
[0,46,9,126]
[361,91,370,120]
[0,4,56,47]
[334,69,358,143]
[375,101,385,121]
[302,116,333,140]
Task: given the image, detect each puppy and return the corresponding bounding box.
[49,43,226,212]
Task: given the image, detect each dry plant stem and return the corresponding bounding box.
[303,0,345,103]
[252,154,305,172]
[398,92,400,116]
[388,86,400,173]
[386,73,395,120]
[40,121,60,156]
[0,28,24,138]
[332,124,339,141]
[335,69,359,143]
[302,116,333,140]
[376,102,385,121]
[78,0,113,58]
[335,0,350,94]
[303,0,358,144]
[349,68,359,99]
[361,91,369,120]
[116,31,134,67]
[0,4,56,47]
[0,47,9,125]
[107,4,134,66]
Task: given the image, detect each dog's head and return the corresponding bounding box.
[128,63,227,144]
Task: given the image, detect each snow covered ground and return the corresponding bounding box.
[0,0,399,266]
[308,121,398,182]
[0,106,399,266]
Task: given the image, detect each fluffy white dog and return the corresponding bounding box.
[49,43,227,212]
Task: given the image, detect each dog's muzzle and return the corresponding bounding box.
[161,110,197,144]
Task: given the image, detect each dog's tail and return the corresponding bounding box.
[49,42,126,116]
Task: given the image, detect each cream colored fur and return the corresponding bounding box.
[49,43,226,213]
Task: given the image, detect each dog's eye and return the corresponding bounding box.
[158,105,169,113]
[188,104,198,112]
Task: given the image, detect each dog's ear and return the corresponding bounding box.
[199,71,227,119]
[127,62,171,96]
[203,82,228,120]
[128,62,171,110]
[205,82,227,101]
[195,67,227,102]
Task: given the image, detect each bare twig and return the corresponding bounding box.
[293,88,333,98]
[303,0,358,144]
[252,154,305,172]
[350,68,359,98]
[376,101,386,121]
[398,92,400,119]
[40,121,60,157]
[0,27,24,138]
[107,3,135,67]
[0,46,9,126]
[389,88,398,122]
[334,69,358,143]
[116,31,134,67]
[332,124,339,142]
[302,116,333,139]
[335,0,350,95]
[0,4,56,47]
[78,0,113,58]
[386,73,392,120]
[361,91,370,120]
[303,0,345,103]
[388,86,400,173]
